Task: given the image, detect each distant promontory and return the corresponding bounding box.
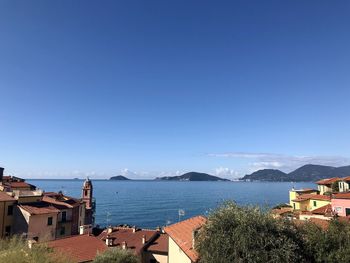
[155,172,230,181]
[109,175,130,180]
[241,164,350,182]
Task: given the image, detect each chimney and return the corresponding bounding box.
[107,226,113,234]
[142,235,146,244]
[80,225,92,235]
[192,229,199,249]
[0,167,4,182]
[105,235,114,247]
[132,226,137,233]
[27,239,37,249]
[122,241,127,250]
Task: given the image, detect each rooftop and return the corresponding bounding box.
[0,191,15,202]
[294,188,318,193]
[316,177,340,185]
[19,202,60,215]
[293,194,331,202]
[332,192,350,199]
[164,216,206,262]
[47,234,107,263]
[310,204,332,216]
[145,233,168,254]
[5,181,36,189]
[43,192,81,208]
[341,176,350,182]
[98,227,158,254]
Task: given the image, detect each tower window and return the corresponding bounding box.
[48,217,53,226]
[7,205,13,216]
[85,190,88,196]
[5,226,11,236]
[61,211,67,222]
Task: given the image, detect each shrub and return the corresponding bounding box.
[93,248,139,263]
[301,219,350,263]
[196,201,308,263]
[0,236,69,263]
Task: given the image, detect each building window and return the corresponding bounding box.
[335,207,342,212]
[60,227,65,235]
[5,226,11,236]
[313,201,317,207]
[346,208,350,216]
[7,205,13,216]
[61,211,67,222]
[84,190,88,196]
[47,217,53,226]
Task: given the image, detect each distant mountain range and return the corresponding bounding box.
[110,175,130,180]
[155,172,230,181]
[242,164,350,182]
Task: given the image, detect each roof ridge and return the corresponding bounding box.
[164,215,206,229]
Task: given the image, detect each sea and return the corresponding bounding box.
[27,180,315,229]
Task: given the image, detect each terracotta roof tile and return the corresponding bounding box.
[145,233,168,253]
[19,202,60,215]
[98,227,157,254]
[309,218,330,230]
[316,177,340,185]
[332,192,350,199]
[293,194,331,202]
[271,207,293,216]
[6,181,35,189]
[47,234,107,262]
[0,191,15,202]
[43,194,81,208]
[341,176,350,182]
[164,216,206,262]
[294,218,330,230]
[311,204,332,215]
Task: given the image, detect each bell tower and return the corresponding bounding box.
[82,177,93,209]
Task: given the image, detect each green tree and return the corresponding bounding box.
[196,201,308,263]
[331,181,339,192]
[93,248,139,263]
[301,219,350,263]
[0,236,70,263]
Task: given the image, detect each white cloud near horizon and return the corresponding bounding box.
[214,167,239,178]
[208,152,350,173]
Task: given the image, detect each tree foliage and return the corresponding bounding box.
[197,202,350,263]
[93,248,139,263]
[300,220,350,263]
[0,236,70,263]
[196,201,307,263]
[331,181,339,192]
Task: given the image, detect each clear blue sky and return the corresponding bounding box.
[1,1,350,179]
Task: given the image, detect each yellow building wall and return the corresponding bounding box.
[289,191,297,207]
[168,237,192,263]
[142,252,168,263]
[318,185,331,195]
[308,199,330,211]
[291,199,330,212]
[0,201,16,237]
[18,208,57,242]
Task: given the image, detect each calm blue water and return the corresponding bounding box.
[27,180,315,228]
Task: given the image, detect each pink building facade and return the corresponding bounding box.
[331,193,350,217]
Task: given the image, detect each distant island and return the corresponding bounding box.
[241,164,350,182]
[110,175,131,180]
[155,172,230,181]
